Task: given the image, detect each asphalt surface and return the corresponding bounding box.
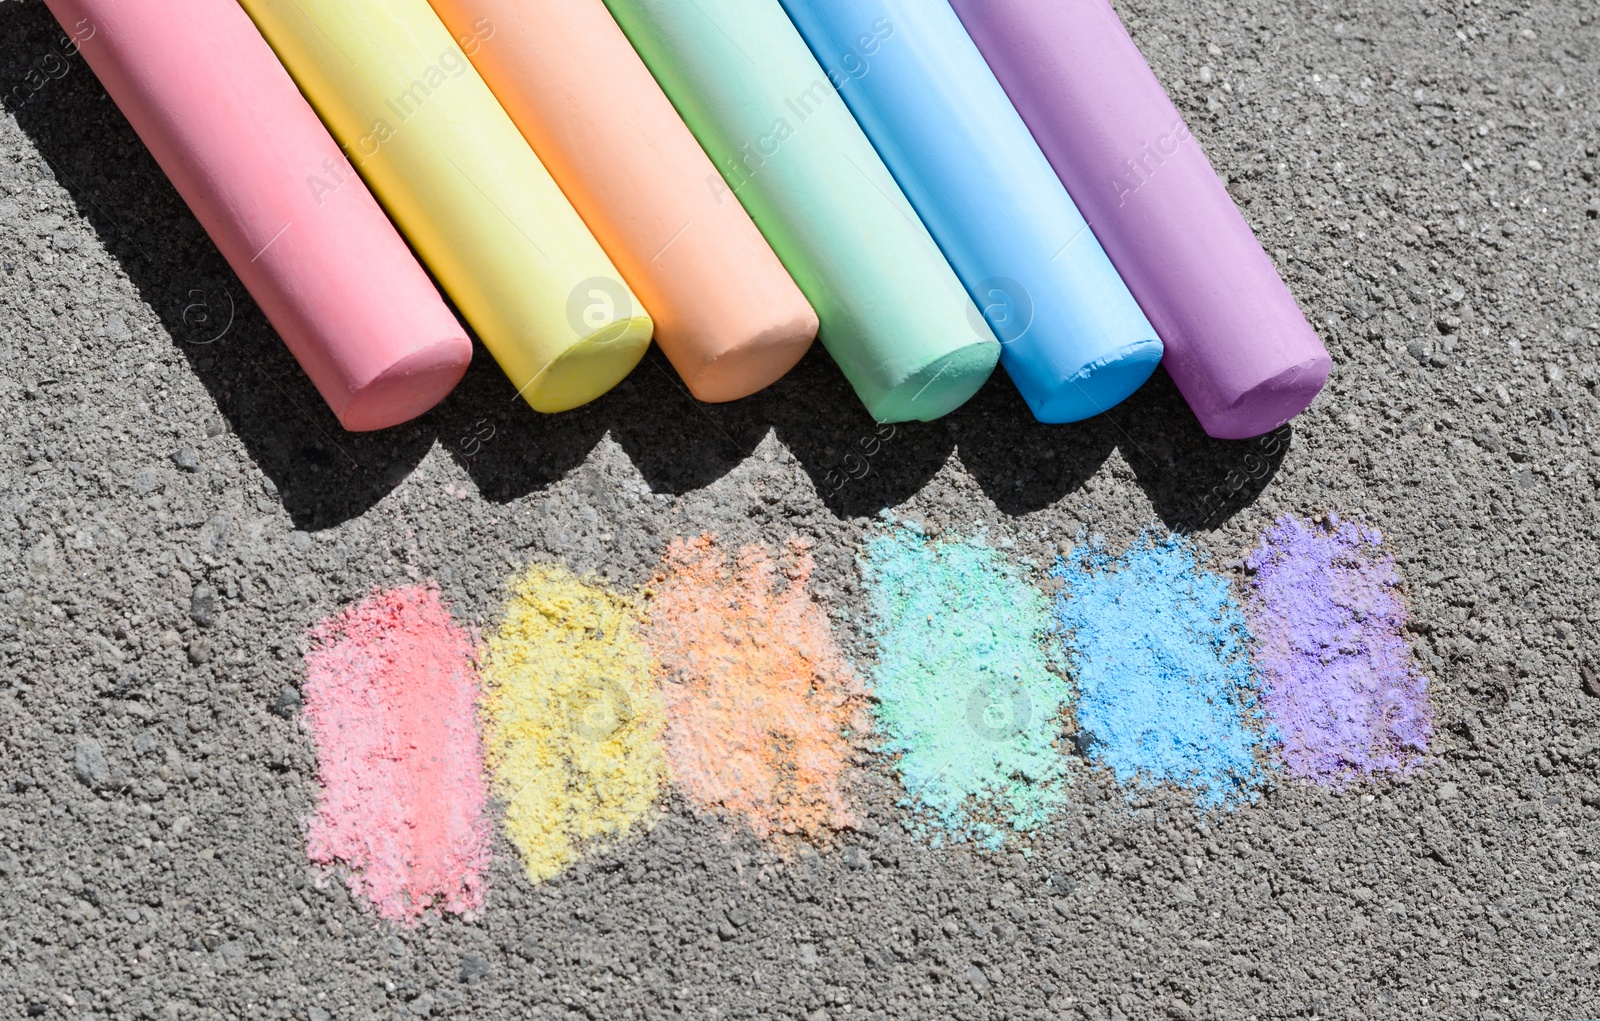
[3,0,1599,1017]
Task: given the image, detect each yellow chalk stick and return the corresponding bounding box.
[238,0,652,412]
[429,0,818,404]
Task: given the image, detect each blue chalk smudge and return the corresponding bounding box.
[1051,530,1269,807]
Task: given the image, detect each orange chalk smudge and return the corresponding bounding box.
[644,535,868,845]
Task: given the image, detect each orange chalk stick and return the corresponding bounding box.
[428,0,818,402]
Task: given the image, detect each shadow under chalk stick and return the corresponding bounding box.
[36,0,473,433]
[0,2,441,530]
[950,0,1332,440]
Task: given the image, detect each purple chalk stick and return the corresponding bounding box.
[948,0,1332,439]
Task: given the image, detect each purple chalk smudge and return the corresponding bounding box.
[1245,515,1432,784]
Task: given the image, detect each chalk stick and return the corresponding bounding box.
[38,0,471,431]
[426,0,818,404]
[778,0,1161,424]
[238,0,652,413]
[603,0,1000,423]
[950,0,1331,439]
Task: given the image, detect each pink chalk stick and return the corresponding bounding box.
[41,0,472,432]
[950,0,1331,439]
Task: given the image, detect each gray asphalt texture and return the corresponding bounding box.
[3,0,1599,1017]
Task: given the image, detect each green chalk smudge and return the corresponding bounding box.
[861,525,1072,847]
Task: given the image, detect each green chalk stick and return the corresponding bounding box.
[603,0,1000,422]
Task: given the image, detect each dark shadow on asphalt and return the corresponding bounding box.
[2,1,434,531]
[4,0,1290,534]
[1108,369,1291,533]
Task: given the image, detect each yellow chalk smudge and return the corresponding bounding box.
[481,563,666,883]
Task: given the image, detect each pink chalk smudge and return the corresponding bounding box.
[301,585,491,924]
[1245,515,1432,786]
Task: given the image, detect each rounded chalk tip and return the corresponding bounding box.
[520,314,655,413]
[676,308,820,403]
[333,333,474,432]
[1198,352,1333,440]
[872,340,1002,424]
[1025,337,1165,424]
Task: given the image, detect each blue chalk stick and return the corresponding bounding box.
[778,0,1163,422]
